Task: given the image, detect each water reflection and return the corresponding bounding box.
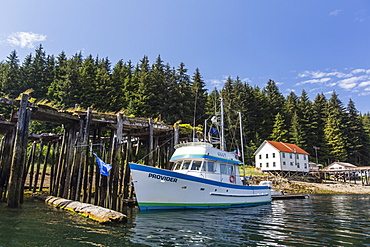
[1,195,370,246]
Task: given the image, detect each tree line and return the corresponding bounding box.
[1,45,369,167]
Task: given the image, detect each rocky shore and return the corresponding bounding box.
[253,176,370,194]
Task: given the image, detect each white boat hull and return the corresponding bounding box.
[129,163,271,210]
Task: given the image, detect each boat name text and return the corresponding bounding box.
[148,173,178,183]
[217,152,226,157]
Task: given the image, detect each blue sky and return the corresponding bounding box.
[1,0,370,113]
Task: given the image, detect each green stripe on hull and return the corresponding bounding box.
[138,200,271,210]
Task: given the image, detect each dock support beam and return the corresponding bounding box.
[7,94,31,207]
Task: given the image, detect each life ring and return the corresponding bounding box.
[229,175,235,183]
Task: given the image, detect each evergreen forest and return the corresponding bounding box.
[1,45,370,167]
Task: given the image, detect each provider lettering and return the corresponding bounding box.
[148,173,178,183]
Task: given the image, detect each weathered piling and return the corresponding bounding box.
[7,94,31,207]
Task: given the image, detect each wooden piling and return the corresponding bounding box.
[7,94,31,207]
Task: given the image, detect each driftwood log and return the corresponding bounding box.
[32,193,127,224]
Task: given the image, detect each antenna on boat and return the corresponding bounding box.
[238,111,246,180]
[220,97,226,151]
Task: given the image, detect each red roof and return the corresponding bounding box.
[266,140,309,155]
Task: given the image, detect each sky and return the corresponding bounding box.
[1,0,370,113]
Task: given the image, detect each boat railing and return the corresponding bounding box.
[174,142,213,149]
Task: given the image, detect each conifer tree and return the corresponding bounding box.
[175,62,193,123]
[262,79,285,138]
[311,93,327,163]
[0,50,21,98]
[296,90,312,152]
[346,99,369,165]
[270,112,288,142]
[323,92,348,163]
[191,68,207,126]
[289,111,304,146]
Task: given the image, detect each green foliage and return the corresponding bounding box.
[1,47,370,167]
[270,112,288,142]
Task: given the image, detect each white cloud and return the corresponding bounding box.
[6,31,46,48]
[207,78,226,90]
[329,9,342,16]
[338,75,368,89]
[359,81,370,87]
[295,77,330,86]
[352,69,366,74]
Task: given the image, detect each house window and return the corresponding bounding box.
[273,162,276,167]
[304,155,307,160]
[304,163,307,169]
[290,153,293,159]
[272,153,275,158]
[290,162,293,166]
[296,154,299,159]
[259,154,262,159]
[282,153,285,158]
[266,162,269,168]
[259,163,262,168]
[283,161,286,166]
[297,162,300,168]
[266,154,269,159]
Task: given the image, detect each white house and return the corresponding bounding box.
[254,140,310,172]
[322,162,357,171]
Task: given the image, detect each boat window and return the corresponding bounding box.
[173,162,181,170]
[181,161,191,170]
[191,161,202,170]
[220,164,227,174]
[207,162,215,172]
[226,165,234,175]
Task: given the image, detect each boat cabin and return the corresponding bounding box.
[170,142,243,185]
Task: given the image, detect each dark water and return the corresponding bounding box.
[1,194,370,246]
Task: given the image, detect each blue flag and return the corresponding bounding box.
[209,127,219,136]
[92,152,112,176]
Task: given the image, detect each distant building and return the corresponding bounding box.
[322,162,357,171]
[309,162,322,172]
[254,140,310,172]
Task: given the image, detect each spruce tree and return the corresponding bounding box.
[346,99,369,165]
[270,112,288,142]
[0,50,21,98]
[191,68,207,126]
[323,92,348,164]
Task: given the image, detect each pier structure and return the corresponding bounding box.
[0,94,179,210]
[264,168,370,186]
[317,167,370,186]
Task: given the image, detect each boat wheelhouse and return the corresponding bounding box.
[170,142,243,185]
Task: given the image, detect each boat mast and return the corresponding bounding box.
[239,111,246,180]
[220,97,226,151]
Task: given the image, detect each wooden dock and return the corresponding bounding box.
[272,194,309,200]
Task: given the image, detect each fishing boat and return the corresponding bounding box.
[129,99,271,210]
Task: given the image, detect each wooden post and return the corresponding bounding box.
[75,108,92,201]
[0,129,15,201]
[148,118,154,166]
[39,142,52,191]
[54,126,68,197]
[174,124,179,145]
[33,140,44,193]
[49,142,58,194]
[7,94,31,207]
